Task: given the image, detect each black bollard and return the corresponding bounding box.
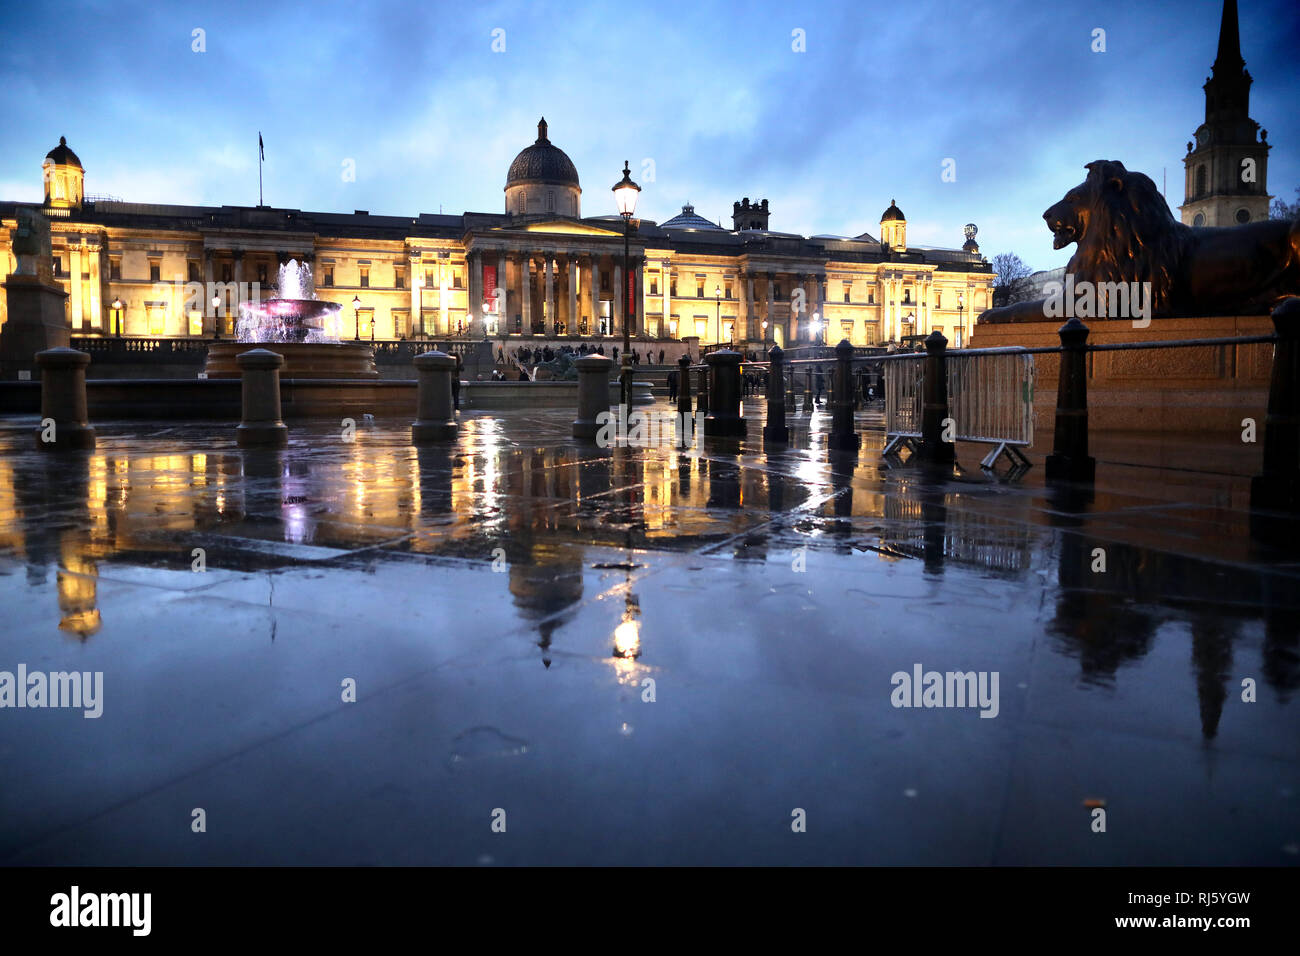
[763,345,789,444]
[676,354,693,417]
[697,363,710,416]
[703,349,746,437]
[34,348,95,451]
[1044,318,1095,482]
[828,339,861,451]
[1250,297,1300,513]
[916,330,955,463]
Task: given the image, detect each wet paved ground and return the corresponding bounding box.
[0,400,1297,865]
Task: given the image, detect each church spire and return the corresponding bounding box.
[1212,0,1244,75]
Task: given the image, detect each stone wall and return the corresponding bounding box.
[968,315,1273,433]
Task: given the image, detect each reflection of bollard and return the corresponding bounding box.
[786,364,797,412]
[573,353,614,439]
[803,365,814,414]
[828,339,861,451]
[703,349,746,437]
[34,348,95,451]
[1251,297,1300,513]
[916,331,954,463]
[763,345,789,444]
[236,348,288,448]
[697,364,710,416]
[1044,318,1095,483]
[412,350,460,443]
[676,354,693,417]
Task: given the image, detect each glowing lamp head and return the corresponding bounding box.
[352,295,362,310]
[112,297,123,310]
[612,161,641,218]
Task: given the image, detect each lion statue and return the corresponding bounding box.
[979,159,1300,323]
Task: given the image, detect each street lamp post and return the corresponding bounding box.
[612,160,641,410]
[353,295,362,341]
[111,297,124,337]
[761,320,768,347]
[715,285,723,347]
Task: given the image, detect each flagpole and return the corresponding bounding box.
[258,132,264,207]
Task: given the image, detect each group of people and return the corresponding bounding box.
[495,343,673,369]
[663,362,883,408]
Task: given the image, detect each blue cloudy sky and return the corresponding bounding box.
[1,0,1296,273]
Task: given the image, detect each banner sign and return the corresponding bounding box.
[483,266,497,313]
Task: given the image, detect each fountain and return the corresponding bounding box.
[204,259,377,379]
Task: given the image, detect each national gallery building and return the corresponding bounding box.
[2,121,993,350]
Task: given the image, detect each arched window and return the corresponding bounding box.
[1195,165,1207,198]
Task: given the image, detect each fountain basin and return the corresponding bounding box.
[205,341,378,379]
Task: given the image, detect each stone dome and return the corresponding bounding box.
[505,118,579,189]
[881,199,905,222]
[661,203,724,231]
[45,136,82,168]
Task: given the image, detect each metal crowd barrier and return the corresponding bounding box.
[883,349,1035,469]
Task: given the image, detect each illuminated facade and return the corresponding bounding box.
[2,123,993,349]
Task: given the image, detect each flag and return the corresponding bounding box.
[259,133,264,161]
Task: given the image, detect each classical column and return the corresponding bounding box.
[437,257,449,335]
[612,261,623,336]
[408,253,421,335]
[233,250,245,314]
[544,253,555,336]
[496,249,507,329]
[741,272,751,341]
[203,249,216,335]
[812,272,823,342]
[587,255,600,333]
[633,256,644,339]
[766,271,775,345]
[69,242,83,329]
[567,255,577,336]
[520,252,532,332]
[468,250,482,337]
[661,261,670,334]
[87,241,102,332]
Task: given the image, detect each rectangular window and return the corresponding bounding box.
[844,286,851,303]
[425,269,434,288]
[149,261,161,282]
[149,307,165,336]
[650,279,658,296]
[188,310,203,336]
[865,325,878,345]
[393,311,408,338]
[110,258,121,280]
[935,292,941,308]
[454,268,464,290]
[360,267,370,289]
[775,284,782,299]
[670,279,676,297]
[53,258,63,277]
[869,290,875,304]
[904,289,912,303]
[222,264,232,282]
[258,263,268,285]
[188,261,200,282]
[725,283,732,299]
[696,282,704,298]
[395,268,405,289]
[324,267,334,287]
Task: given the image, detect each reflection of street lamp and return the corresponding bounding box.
[612,160,641,409]
[811,312,823,345]
[111,297,123,337]
[761,319,768,346]
[210,295,221,339]
[352,295,362,341]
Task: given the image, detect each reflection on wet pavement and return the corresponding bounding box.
[0,403,1296,865]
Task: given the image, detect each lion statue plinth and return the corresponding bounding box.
[980,160,1300,323]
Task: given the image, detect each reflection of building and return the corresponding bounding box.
[1179,0,1272,227]
[1,121,992,349]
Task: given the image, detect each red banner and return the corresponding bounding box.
[626,271,635,328]
[483,266,497,313]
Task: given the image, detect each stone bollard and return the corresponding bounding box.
[697,364,710,416]
[1044,318,1095,483]
[703,349,746,437]
[573,353,614,439]
[1251,297,1300,513]
[412,350,460,443]
[235,348,288,448]
[763,345,789,444]
[676,354,693,417]
[34,347,95,450]
[828,339,861,451]
[916,330,955,463]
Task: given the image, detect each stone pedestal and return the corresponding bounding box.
[573,354,613,439]
[412,350,459,443]
[34,348,94,450]
[2,275,70,379]
[235,349,289,448]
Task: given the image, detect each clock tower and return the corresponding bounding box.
[1179,0,1271,227]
